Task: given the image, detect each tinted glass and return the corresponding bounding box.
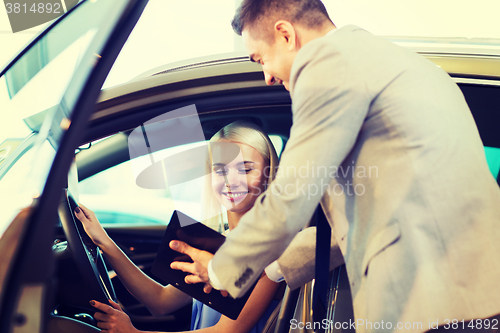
[485,146,500,178]
[0,0,133,237]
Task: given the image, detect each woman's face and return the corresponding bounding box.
[211,141,268,213]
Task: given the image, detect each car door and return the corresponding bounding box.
[0,0,148,331]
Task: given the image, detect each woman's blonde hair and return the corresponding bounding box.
[202,121,279,232]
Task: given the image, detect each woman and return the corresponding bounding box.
[74,121,280,333]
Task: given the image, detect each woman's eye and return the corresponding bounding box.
[239,169,252,174]
[215,169,227,175]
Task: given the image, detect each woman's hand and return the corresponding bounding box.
[91,300,141,333]
[74,204,111,249]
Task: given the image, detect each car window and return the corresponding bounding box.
[0,0,140,237]
[79,141,204,226]
[484,146,500,179]
[79,135,283,227]
[270,135,284,158]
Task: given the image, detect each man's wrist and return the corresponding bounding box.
[208,259,225,290]
[265,260,285,283]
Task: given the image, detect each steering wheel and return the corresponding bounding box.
[58,188,116,310]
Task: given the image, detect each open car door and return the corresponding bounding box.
[0,0,148,331]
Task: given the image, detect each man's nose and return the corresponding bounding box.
[264,72,276,86]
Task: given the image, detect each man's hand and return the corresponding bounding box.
[202,284,229,297]
[169,240,212,284]
[90,299,139,333]
[169,240,229,296]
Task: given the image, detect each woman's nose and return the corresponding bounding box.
[225,170,244,188]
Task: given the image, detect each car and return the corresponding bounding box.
[0,1,499,332]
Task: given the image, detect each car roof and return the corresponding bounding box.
[97,41,500,107]
[87,42,500,144]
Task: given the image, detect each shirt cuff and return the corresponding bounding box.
[264,260,285,283]
[208,259,225,290]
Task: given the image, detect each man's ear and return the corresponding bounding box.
[274,20,296,51]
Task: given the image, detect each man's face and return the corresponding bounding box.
[242,27,295,91]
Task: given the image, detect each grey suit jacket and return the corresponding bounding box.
[212,25,500,331]
[276,226,344,290]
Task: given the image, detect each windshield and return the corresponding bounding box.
[0,0,133,238]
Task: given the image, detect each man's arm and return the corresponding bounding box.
[210,39,371,298]
[171,227,345,292]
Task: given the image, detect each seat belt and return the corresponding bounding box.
[312,205,331,332]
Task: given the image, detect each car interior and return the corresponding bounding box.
[51,84,296,332]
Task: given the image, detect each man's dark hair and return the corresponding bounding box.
[231,0,332,38]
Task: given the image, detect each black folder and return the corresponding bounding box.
[151,210,256,320]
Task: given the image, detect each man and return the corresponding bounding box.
[170,0,500,331]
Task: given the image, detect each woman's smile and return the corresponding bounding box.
[222,190,250,203]
[212,141,267,213]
